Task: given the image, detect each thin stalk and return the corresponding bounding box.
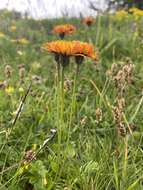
[61,65,65,121]
[67,64,79,144]
[56,65,65,179]
[12,81,32,127]
[58,65,64,148]
[122,136,128,179]
[57,63,60,83]
[56,64,61,160]
[130,94,143,123]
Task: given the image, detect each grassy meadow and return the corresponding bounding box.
[0,9,143,190]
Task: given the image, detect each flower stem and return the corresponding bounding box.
[67,64,79,144]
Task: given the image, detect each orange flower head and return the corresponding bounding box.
[42,40,74,56]
[42,40,99,66]
[42,40,74,66]
[83,16,95,26]
[52,24,76,39]
[72,41,99,62]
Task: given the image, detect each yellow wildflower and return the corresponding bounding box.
[129,7,143,20]
[115,10,128,21]
[5,86,14,94]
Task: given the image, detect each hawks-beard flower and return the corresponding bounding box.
[5,86,14,94]
[52,24,76,39]
[42,40,74,66]
[82,16,95,27]
[72,41,98,62]
[42,40,98,66]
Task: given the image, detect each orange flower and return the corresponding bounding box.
[42,40,74,66]
[42,40,74,56]
[42,40,98,65]
[72,41,98,61]
[83,16,95,26]
[52,24,76,39]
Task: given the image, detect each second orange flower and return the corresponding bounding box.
[52,24,76,39]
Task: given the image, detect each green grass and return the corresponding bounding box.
[0,10,143,190]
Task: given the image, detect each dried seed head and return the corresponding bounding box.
[18,64,25,69]
[64,78,73,91]
[80,116,88,127]
[32,75,42,84]
[113,63,135,95]
[113,70,125,88]
[106,70,112,78]
[19,67,25,80]
[112,106,123,124]
[4,65,13,79]
[0,81,7,89]
[95,108,103,123]
[106,63,118,78]
[122,64,135,83]
[111,63,118,73]
[116,98,125,111]
[118,122,127,137]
